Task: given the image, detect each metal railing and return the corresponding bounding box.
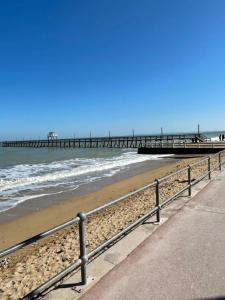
[2,134,207,149]
[145,142,225,149]
[1,150,225,299]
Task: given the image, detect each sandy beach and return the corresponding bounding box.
[0,153,222,300]
[0,158,178,249]
[2,1,225,298]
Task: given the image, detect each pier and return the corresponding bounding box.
[138,142,225,154]
[3,133,225,154]
[2,133,206,149]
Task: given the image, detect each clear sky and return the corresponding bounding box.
[1,0,225,139]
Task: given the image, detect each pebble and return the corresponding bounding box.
[0,158,210,299]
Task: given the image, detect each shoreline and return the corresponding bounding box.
[0,157,182,250]
[0,157,176,224]
[1,154,213,300]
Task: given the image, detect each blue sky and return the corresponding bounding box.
[1,0,225,139]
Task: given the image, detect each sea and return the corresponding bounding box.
[0,147,170,213]
[0,131,222,214]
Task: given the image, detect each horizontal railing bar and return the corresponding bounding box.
[1,150,224,259]
[1,148,225,299]
[86,181,156,217]
[1,149,225,259]
[23,259,82,300]
[192,171,210,185]
[212,150,224,156]
[160,185,189,209]
[0,217,79,259]
[190,157,209,167]
[3,133,205,143]
[88,206,158,259]
[159,166,189,183]
[211,164,220,173]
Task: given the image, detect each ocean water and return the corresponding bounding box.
[0,147,170,213]
[1,131,222,213]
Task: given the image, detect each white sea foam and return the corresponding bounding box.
[0,153,167,192]
[211,136,220,142]
[0,151,172,212]
[0,189,75,213]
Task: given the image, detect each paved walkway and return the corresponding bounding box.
[81,171,225,300]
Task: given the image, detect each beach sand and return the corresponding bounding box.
[0,158,179,250]
[1,154,221,300]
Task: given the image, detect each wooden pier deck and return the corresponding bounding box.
[2,134,206,149]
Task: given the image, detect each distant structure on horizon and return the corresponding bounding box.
[47,131,58,140]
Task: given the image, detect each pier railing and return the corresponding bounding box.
[2,133,207,149]
[0,149,225,299]
[144,141,225,149]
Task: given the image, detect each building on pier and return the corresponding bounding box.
[47,131,58,140]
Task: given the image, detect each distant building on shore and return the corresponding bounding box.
[47,131,58,140]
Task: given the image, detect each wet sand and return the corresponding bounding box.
[2,153,219,300]
[0,157,179,250]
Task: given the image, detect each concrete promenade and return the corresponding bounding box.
[81,171,225,300]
